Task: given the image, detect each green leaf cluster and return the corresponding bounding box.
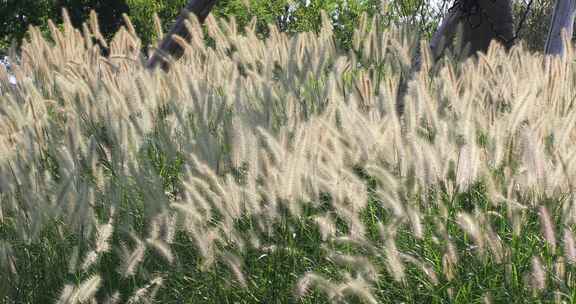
[1,0,436,54]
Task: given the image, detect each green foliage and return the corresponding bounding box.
[0,0,54,53]
[0,0,129,53]
[209,0,441,50]
[0,0,559,56]
[0,0,439,54]
[125,0,387,49]
[125,0,189,47]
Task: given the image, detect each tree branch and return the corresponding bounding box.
[146,0,218,71]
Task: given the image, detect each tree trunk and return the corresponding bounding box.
[544,0,576,56]
[429,6,463,61]
[431,0,515,59]
[396,0,515,115]
[146,0,218,71]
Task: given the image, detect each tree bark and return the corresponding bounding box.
[146,0,218,71]
[396,0,515,115]
[431,0,515,59]
[429,6,463,61]
[544,0,576,56]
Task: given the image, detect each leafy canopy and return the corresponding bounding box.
[1,0,435,54]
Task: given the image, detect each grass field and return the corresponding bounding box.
[2,11,576,303]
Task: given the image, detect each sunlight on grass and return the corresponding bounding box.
[1,10,576,304]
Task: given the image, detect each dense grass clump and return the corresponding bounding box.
[2,10,576,303]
